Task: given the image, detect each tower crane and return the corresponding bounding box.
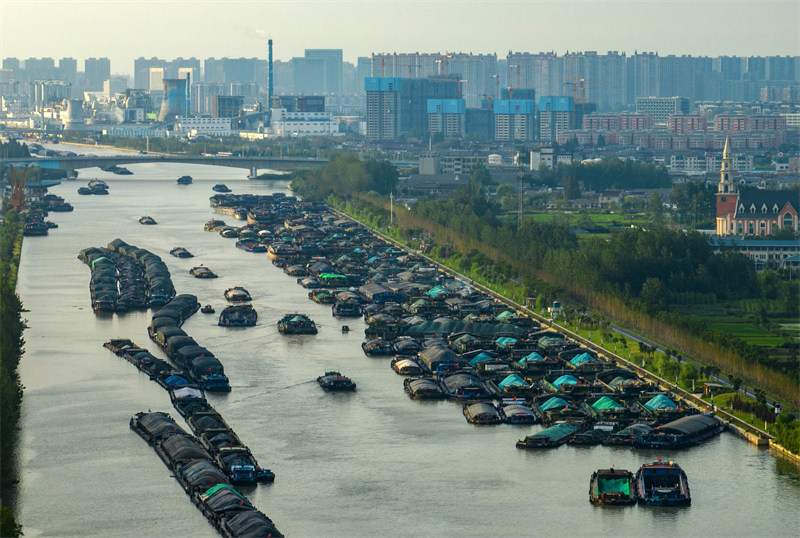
[9,164,29,211]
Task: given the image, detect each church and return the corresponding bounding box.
[716,138,799,236]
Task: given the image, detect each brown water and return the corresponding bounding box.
[15,147,800,536]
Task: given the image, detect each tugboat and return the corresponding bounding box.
[190,266,218,278]
[589,468,637,505]
[139,216,157,225]
[277,313,317,335]
[635,460,691,506]
[317,371,356,391]
[200,305,215,314]
[219,304,257,327]
[177,175,193,185]
[212,183,231,193]
[23,221,49,236]
[224,286,252,302]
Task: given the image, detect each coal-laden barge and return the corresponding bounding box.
[78,238,176,313]
[130,411,282,537]
[144,294,230,392]
[105,338,274,485]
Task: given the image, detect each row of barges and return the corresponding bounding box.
[130,410,282,537]
[105,338,274,485]
[146,294,230,392]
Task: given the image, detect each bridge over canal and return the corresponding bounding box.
[1,154,329,177]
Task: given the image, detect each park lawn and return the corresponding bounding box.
[700,392,775,433]
[707,321,788,346]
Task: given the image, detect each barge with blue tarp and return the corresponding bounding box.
[516,421,584,449]
[635,460,691,506]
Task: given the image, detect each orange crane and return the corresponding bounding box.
[9,164,29,210]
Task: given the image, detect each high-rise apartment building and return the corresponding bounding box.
[305,49,343,94]
[635,96,689,125]
[427,98,466,137]
[539,96,573,142]
[84,57,111,90]
[134,57,166,89]
[149,68,165,92]
[494,99,536,141]
[365,77,402,140]
[59,58,78,84]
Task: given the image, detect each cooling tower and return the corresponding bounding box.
[62,99,85,129]
[157,78,188,122]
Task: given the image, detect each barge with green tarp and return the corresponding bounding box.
[589,468,637,505]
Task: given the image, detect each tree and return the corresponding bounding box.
[640,277,668,313]
[648,192,665,225]
[596,133,606,148]
[563,176,582,200]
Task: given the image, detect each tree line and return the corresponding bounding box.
[0,208,26,537]
[292,157,799,409]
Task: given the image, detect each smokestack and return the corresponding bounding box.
[186,72,191,116]
[268,39,273,118]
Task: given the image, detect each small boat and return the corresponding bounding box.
[170,247,193,258]
[391,357,424,375]
[219,227,238,238]
[139,216,157,225]
[204,219,227,231]
[77,186,92,195]
[114,167,133,175]
[403,377,445,400]
[635,461,691,506]
[498,399,539,425]
[361,338,394,357]
[224,286,251,302]
[190,266,218,278]
[45,221,58,229]
[219,304,257,327]
[516,422,583,449]
[317,371,356,391]
[463,402,502,425]
[277,313,317,335]
[309,289,335,304]
[235,239,267,252]
[332,300,362,317]
[177,175,193,185]
[200,305,215,314]
[589,468,637,505]
[212,183,231,193]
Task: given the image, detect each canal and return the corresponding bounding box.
[15,148,800,536]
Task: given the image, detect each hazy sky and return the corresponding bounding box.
[1,0,798,74]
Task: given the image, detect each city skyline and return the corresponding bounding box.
[1,0,798,75]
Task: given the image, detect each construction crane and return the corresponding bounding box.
[9,164,29,211]
[564,77,586,128]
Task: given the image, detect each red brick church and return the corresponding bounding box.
[716,138,799,236]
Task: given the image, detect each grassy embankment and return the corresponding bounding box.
[0,208,26,538]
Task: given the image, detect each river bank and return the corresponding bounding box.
[15,175,800,536]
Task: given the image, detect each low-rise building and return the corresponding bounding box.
[269,108,341,137]
[173,116,232,137]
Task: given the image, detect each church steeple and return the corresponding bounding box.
[719,136,736,194]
